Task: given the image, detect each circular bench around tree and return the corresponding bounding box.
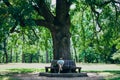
[45,60,81,73]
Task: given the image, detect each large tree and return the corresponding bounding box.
[1,0,120,61]
[1,0,72,60]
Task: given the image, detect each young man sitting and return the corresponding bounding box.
[57,58,64,73]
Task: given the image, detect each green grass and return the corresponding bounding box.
[0,69,120,80]
[82,70,120,80]
[109,77,120,80]
[0,68,44,80]
[8,68,45,73]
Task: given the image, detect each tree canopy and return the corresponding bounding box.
[0,0,120,63]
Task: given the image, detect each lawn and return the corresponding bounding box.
[0,68,43,80]
[0,63,120,80]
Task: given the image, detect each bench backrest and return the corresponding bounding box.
[51,60,76,68]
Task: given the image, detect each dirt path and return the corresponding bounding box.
[13,72,104,80]
[0,63,120,80]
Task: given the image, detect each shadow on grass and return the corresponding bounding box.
[82,70,120,80]
[83,70,120,73]
[0,68,44,80]
[0,69,120,80]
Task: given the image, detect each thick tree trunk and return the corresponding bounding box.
[73,47,78,62]
[46,50,49,63]
[16,52,18,62]
[10,48,13,62]
[22,53,25,63]
[3,38,8,63]
[30,54,33,63]
[51,24,71,60]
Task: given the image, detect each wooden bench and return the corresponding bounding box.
[45,60,81,73]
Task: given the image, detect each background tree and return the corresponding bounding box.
[1,0,73,60]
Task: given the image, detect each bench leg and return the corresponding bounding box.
[78,69,80,73]
[45,68,48,72]
[78,68,81,73]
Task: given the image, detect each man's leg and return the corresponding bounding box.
[60,65,62,70]
[58,64,60,73]
[58,64,62,73]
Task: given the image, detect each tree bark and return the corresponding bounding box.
[10,48,13,63]
[51,24,71,60]
[46,50,49,63]
[3,38,8,63]
[30,54,33,63]
[22,53,25,63]
[16,52,18,62]
[73,46,78,62]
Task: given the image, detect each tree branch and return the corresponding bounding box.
[9,18,52,33]
[3,0,11,7]
[31,28,39,39]
[114,0,120,4]
[90,5,102,32]
[33,0,54,23]
[93,0,112,7]
[34,19,53,28]
[10,21,18,33]
[3,0,25,27]
[93,0,120,7]
[32,5,43,16]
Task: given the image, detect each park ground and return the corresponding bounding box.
[0,63,120,80]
